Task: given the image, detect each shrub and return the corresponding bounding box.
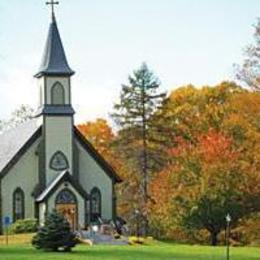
[10,219,38,234]
[32,210,78,252]
[231,213,260,246]
[129,236,145,245]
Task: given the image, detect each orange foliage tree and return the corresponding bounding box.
[149,130,245,245]
[149,83,260,245]
[77,119,115,162]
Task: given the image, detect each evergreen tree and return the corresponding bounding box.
[32,211,78,252]
[112,63,166,235]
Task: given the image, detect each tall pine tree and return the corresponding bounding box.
[112,63,166,235]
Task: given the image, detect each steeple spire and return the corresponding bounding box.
[35,1,75,78]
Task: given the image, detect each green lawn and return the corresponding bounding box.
[0,243,259,260]
[0,234,259,260]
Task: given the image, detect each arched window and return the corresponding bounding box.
[56,189,77,204]
[51,82,65,105]
[39,85,43,107]
[13,188,25,222]
[90,187,101,222]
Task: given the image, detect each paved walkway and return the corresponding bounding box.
[80,230,129,245]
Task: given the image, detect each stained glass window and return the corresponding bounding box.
[90,187,101,222]
[13,188,25,222]
[56,189,76,204]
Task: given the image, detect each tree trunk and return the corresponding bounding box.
[210,231,219,246]
[141,86,149,236]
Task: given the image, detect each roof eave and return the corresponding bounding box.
[34,70,75,78]
[0,126,42,180]
[36,170,89,203]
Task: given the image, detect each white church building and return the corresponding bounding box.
[0,6,122,233]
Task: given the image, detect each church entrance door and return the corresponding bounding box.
[56,204,77,230]
[55,189,78,231]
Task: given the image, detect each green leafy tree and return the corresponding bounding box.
[181,192,244,246]
[32,211,78,252]
[112,63,166,235]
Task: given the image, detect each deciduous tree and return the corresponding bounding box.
[149,83,260,245]
[236,18,260,91]
[0,105,35,132]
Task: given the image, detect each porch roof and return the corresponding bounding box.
[36,170,89,202]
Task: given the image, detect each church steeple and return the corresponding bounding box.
[35,6,74,78]
[35,2,75,186]
[35,2,75,114]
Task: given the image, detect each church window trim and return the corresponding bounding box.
[51,82,65,105]
[13,187,25,222]
[55,188,77,205]
[90,187,102,222]
[50,151,69,171]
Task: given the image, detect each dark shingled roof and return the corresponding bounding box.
[0,119,40,174]
[34,15,75,78]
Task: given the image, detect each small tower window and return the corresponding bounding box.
[90,187,102,222]
[13,188,25,222]
[39,85,43,107]
[51,82,65,105]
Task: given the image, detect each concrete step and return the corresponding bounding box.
[80,231,129,245]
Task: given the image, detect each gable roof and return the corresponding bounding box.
[36,170,89,203]
[74,127,123,183]
[0,119,41,178]
[0,119,122,184]
[34,15,75,78]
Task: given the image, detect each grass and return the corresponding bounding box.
[0,233,34,245]
[0,234,259,260]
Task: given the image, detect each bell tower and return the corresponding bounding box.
[35,5,75,186]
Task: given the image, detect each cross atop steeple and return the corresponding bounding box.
[46,0,59,18]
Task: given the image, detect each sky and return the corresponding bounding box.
[0,0,259,123]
